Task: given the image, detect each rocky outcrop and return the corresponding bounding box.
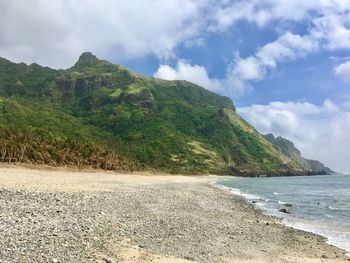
[264,134,334,175]
[74,52,103,67]
[304,159,334,175]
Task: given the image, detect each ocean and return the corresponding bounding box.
[216,174,350,256]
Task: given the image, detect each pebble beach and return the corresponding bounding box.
[0,166,348,263]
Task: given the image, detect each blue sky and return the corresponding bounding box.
[123,22,350,108]
[1,0,350,171]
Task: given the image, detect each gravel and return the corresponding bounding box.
[0,183,347,262]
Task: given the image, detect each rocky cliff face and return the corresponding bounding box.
[304,159,334,175]
[264,134,334,175]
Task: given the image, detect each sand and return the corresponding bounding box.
[0,164,348,263]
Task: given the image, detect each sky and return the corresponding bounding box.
[0,0,350,172]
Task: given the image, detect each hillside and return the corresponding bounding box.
[0,52,331,175]
[264,134,334,175]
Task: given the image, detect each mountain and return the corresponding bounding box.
[0,52,331,176]
[264,134,334,175]
[303,159,334,175]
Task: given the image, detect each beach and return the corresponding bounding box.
[0,165,348,263]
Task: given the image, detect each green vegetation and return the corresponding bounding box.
[0,52,314,175]
[0,97,139,170]
[110,88,122,98]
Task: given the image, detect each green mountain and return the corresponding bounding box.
[264,134,334,175]
[0,52,331,175]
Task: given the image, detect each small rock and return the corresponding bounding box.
[52,259,58,263]
[284,203,292,207]
[279,208,290,213]
[103,258,116,263]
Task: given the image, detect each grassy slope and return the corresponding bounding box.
[0,53,304,175]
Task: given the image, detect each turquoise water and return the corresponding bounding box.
[217,174,350,255]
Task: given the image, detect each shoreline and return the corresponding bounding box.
[0,165,348,262]
[212,180,350,258]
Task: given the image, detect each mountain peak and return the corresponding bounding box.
[74,52,102,67]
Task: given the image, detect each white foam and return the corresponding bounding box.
[328,206,350,211]
[214,182,350,257]
[284,218,350,257]
[214,183,261,201]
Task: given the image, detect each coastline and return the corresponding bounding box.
[214,177,350,258]
[0,165,348,262]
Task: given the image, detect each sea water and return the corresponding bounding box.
[217,174,350,256]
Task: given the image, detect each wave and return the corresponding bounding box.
[284,219,350,257]
[213,183,264,201]
[214,181,350,257]
[328,206,350,212]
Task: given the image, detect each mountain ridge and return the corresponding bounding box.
[263,133,334,175]
[0,52,333,176]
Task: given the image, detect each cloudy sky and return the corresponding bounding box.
[1,0,350,172]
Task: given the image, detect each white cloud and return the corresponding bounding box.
[1,0,349,77]
[154,60,252,98]
[211,1,350,91]
[212,0,350,30]
[233,56,264,81]
[335,60,350,83]
[311,13,350,50]
[229,32,318,91]
[238,100,350,172]
[256,33,318,67]
[212,0,309,29]
[154,60,221,92]
[239,2,350,53]
[0,0,212,68]
[153,31,323,98]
